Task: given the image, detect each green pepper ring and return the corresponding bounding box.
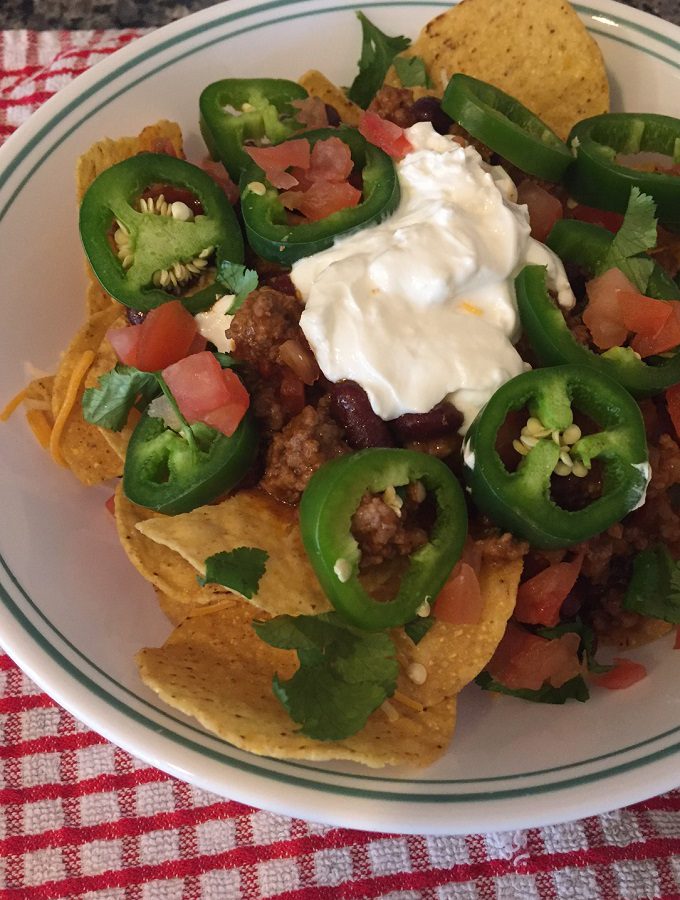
[199,78,309,182]
[441,74,572,182]
[80,153,244,312]
[299,448,468,632]
[462,364,649,550]
[239,126,400,266]
[123,412,258,515]
[566,112,680,228]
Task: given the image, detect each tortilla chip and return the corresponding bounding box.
[137,594,457,767]
[86,281,118,316]
[49,305,123,484]
[136,489,332,617]
[136,553,521,766]
[391,0,609,139]
[298,70,362,127]
[76,119,184,202]
[114,486,232,611]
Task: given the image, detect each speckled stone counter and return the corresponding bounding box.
[1,0,678,29]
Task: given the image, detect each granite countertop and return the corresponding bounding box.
[1,0,679,29]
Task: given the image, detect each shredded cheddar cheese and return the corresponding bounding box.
[0,387,29,422]
[49,349,96,467]
[392,690,425,712]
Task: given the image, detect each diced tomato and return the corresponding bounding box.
[514,553,584,628]
[516,179,563,244]
[186,331,208,356]
[309,137,354,183]
[432,561,483,625]
[291,96,329,130]
[631,302,680,357]
[568,203,625,234]
[244,139,311,189]
[162,352,249,436]
[618,290,673,335]
[104,494,116,516]
[487,621,582,691]
[280,180,361,221]
[107,324,141,367]
[591,657,647,689]
[583,268,635,350]
[200,157,240,204]
[358,111,412,160]
[135,300,198,372]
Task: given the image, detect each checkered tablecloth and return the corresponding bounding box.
[1,27,680,900]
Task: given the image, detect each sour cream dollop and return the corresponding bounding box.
[293,122,574,431]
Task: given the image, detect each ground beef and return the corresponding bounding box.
[351,494,428,569]
[227,287,303,375]
[260,396,349,504]
[576,428,680,645]
[239,368,291,436]
[367,85,417,128]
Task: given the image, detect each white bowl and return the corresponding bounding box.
[1,0,679,835]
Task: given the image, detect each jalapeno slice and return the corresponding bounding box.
[200,78,310,181]
[123,412,257,515]
[462,365,649,550]
[567,113,680,228]
[299,448,467,631]
[441,74,572,182]
[79,153,244,312]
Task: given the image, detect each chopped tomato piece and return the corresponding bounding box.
[104,494,116,516]
[291,96,329,129]
[280,180,361,221]
[631,303,680,357]
[200,157,239,204]
[514,553,584,628]
[162,351,249,436]
[308,137,354,183]
[487,621,582,691]
[618,290,673,335]
[135,300,198,372]
[568,203,625,234]
[516,179,563,244]
[432,561,483,625]
[245,139,311,189]
[583,268,636,350]
[358,111,412,160]
[591,657,647,689]
[107,324,141,367]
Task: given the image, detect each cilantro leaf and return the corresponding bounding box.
[623,543,680,624]
[537,619,611,674]
[598,187,657,293]
[216,262,259,313]
[212,351,238,369]
[393,55,432,89]
[82,364,160,431]
[475,670,590,704]
[253,612,398,740]
[347,12,411,109]
[199,547,268,599]
[404,615,434,645]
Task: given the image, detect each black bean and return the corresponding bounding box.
[329,381,394,449]
[126,308,146,325]
[389,402,462,443]
[409,97,453,135]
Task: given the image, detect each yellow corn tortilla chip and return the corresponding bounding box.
[114,485,233,611]
[298,70,362,126]
[137,595,457,767]
[137,557,521,766]
[135,489,332,617]
[391,0,609,139]
[50,305,124,484]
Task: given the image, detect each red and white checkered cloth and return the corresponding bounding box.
[2,28,680,900]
